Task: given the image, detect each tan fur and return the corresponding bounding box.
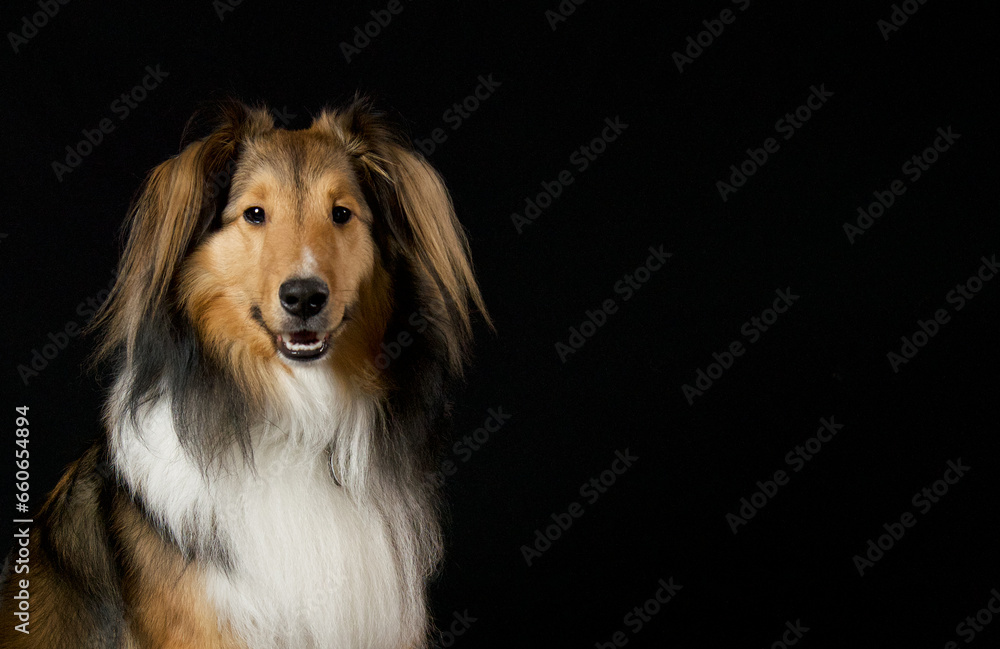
[115,498,244,649]
[93,100,489,397]
[0,467,87,649]
[93,104,274,369]
[3,99,490,648]
[0,448,243,649]
[316,107,492,368]
[178,125,393,397]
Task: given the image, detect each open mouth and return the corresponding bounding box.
[276,330,330,361]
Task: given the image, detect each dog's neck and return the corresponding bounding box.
[108,363,367,501]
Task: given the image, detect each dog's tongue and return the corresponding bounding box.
[289,330,319,344]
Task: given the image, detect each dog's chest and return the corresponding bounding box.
[202,452,411,648]
[115,400,421,649]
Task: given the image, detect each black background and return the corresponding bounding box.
[2,0,998,647]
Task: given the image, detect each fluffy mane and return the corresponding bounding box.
[82,98,489,648]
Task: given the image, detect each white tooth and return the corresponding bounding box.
[285,339,323,352]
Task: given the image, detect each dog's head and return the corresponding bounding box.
[95,99,488,459]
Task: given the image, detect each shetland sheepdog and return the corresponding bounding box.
[0,99,488,648]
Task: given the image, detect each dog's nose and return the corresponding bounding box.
[279,278,329,319]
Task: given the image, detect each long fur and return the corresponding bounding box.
[0,98,488,649]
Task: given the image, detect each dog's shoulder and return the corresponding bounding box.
[0,440,128,648]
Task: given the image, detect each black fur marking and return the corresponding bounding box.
[28,443,128,647]
[250,304,273,338]
[122,312,258,471]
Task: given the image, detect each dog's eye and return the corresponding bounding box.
[331,206,352,225]
[243,206,266,225]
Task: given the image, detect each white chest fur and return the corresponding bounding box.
[110,366,427,649]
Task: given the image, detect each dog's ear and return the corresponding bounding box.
[315,100,491,369]
[93,100,273,363]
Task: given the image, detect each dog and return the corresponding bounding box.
[0,98,488,648]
